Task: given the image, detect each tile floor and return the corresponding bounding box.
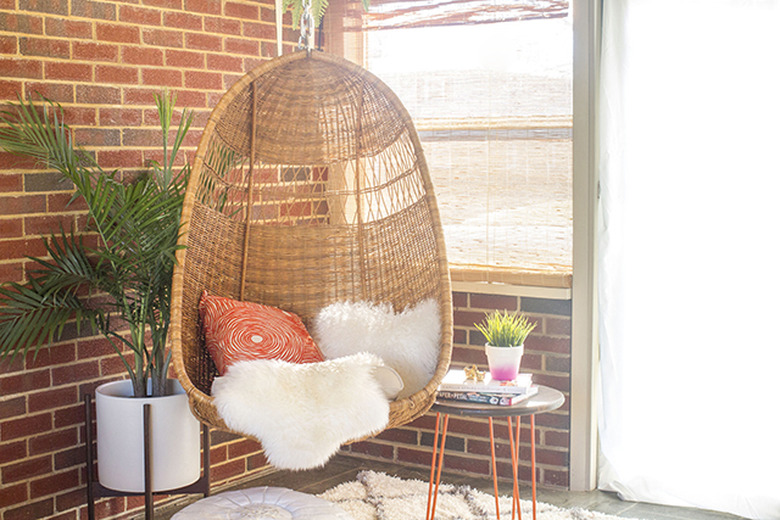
[155,454,746,520]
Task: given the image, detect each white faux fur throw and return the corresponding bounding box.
[212,352,389,470]
[313,299,441,399]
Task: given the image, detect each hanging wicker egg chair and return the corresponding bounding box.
[169,50,453,439]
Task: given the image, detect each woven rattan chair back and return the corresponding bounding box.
[170,51,453,438]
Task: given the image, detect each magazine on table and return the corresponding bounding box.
[437,385,539,406]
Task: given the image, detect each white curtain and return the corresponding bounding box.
[598,1,780,518]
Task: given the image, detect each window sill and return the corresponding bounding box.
[450,264,572,300]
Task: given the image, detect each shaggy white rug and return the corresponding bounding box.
[318,471,643,520]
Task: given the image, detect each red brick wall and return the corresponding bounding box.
[0,1,297,518]
[343,289,572,488]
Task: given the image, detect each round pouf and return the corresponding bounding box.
[171,487,352,520]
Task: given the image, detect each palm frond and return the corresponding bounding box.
[199,144,245,214]
[0,95,94,184]
[283,0,370,28]
[28,229,102,296]
[151,90,193,190]
[0,278,101,363]
[285,0,330,30]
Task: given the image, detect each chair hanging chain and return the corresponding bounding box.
[297,0,315,52]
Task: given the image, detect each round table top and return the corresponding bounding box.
[432,385,565,417]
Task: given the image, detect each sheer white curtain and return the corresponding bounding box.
[598,1,780,518]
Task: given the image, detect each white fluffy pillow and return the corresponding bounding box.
[313,299,441,399]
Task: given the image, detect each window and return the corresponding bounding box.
[334,0,573,287]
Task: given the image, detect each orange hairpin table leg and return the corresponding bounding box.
[530,414,537,520]
[507,417,521,520]
[515,418,522,518]
[426,412,442,520]
[488,417,501,520]
[427,413,449,520]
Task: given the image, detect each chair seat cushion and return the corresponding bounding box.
[171,487,352,519]
[199,291,324,374]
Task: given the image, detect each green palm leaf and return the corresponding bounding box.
[283,0,371,30]
[0,278,97,363]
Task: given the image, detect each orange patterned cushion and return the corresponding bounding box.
[199,291,325,375]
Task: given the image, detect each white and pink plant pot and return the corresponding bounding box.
[485,343,524,381]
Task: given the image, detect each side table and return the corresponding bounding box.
[426,385,565,520]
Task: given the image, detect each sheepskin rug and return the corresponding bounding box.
[313,299,441,398]
[319,471,644,520]
[212,353,389,470]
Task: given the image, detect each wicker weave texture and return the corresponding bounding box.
[171,51,452,441]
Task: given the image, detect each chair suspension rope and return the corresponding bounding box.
[298,0,315,54]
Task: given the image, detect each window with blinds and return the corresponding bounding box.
[331,0,572,287]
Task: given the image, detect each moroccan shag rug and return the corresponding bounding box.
[318,471,641,520]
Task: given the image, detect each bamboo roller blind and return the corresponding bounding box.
[335,0,573,288]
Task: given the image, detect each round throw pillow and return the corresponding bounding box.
[199,291,324,374]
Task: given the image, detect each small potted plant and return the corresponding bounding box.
[475,310,536,381]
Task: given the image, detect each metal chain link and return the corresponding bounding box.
[297,0,315,52]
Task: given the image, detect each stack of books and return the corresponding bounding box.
[437,368,538,406]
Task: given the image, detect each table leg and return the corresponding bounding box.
[488,417,500,520]
[428,413,449,520]
[426,412,442,520]
[530,414,537,520]
[513,417,522,520]
[507,418,521,520]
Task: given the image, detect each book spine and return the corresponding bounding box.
[437,391,518,406]
[438,385,531,395]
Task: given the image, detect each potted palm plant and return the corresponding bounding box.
[0,92,200,492]
[476,310,536,381]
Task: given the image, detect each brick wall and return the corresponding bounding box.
[0,1,296,518]
[343,288,572,488]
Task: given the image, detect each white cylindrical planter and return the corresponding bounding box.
[485,344,524,381]
[95,379,200,493]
